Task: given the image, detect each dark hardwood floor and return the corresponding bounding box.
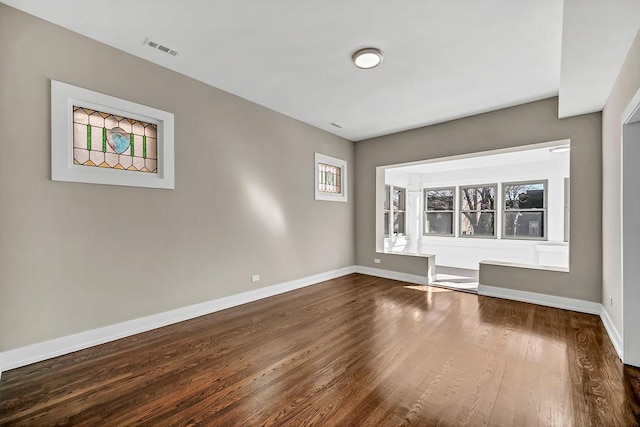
[1,273,639,426]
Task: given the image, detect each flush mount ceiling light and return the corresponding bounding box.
[352,47,384,69]
[549,145,571,153]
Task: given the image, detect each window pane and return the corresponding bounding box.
[461,187,495,210]
[384,185,390,210]
[426,189,454,210]
[72,106,158,174]
[384,212,390,236]
[425,212,453,235]
[394,212,405,235]
[393,187,406,210]
[460,212,495,236]
[504,211,544,238]
[504,183,544,209]
[318,162,341,194]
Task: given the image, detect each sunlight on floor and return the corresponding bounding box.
[432,273,479,291]
[403,285,452,293]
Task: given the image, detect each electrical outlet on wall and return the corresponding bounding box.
[374,258,381,264]
[251,274,260,283]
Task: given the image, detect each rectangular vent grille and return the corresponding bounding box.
[144,38,178,56]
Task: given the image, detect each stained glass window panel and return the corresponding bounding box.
[318,162,342,194]
[72,106,158,173]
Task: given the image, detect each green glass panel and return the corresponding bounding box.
[143,135,147,159]
[87,124,92,151]
[130,133,134,157]
[102,127,107,153]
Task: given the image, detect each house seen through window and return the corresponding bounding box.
[503,181,546,239]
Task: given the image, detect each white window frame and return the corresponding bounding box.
[384,184,391,237]
[564,177,570,242]
[392,186,407,236]
[51,80,175,189]
[502,180,548,241]
[423,187,456,237]
[314,152,347,202]
[459,183,497,239]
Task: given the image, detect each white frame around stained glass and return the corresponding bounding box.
[51,80,175,189]
[314,152,347,202]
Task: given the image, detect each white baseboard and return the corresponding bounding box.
[478,284,623,360]
[599,306,623,359]
[477,284,601,314]
[355,265,434,285]
[0,266,356,373]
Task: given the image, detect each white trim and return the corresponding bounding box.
[622,85,640,125]
[478,284,600,314]
[600,306,623,359]
[51,80,175,189]
[314,152,348,202]
[621,86,640,367]
[478,284,622,360]
[355,265,434,285]
[0,266,356,372]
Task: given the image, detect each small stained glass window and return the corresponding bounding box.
[318,162,342,194]
[314,152,347,202]
[72,106,158,174]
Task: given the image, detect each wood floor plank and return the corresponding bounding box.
[1,273,639,426]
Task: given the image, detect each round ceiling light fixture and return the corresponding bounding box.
[352,47,384,69]
[549,145,570,153]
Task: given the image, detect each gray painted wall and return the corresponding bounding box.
[0,5,355,352]
[355,98,602,302]
[602,28,640,334]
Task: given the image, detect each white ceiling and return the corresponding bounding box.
[2,0,639,141]
[559,0,640,118]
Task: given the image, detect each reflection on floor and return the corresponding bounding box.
[431,265,479,293]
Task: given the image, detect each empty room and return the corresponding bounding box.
[1,0,640,425]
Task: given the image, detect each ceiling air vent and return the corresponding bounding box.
[330,122,343,129]
[144,38,179,56]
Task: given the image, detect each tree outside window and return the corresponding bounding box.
[460,185,496,237]
[393,187,406,235]
[384,185,390,237]
[424,188,455,236]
